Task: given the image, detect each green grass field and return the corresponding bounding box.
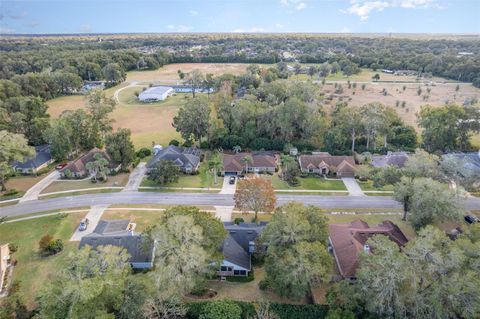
[261,174,347,190]
[0,213,85,307]
[357,180,394,191]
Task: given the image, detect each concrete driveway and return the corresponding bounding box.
[19,170,60,202]
[70,205,109,241]
[123,162,146,192]
[342,177,365,196]
[219,176,237,194]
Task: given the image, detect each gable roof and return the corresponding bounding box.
[221,222,267,270]
[61,148,117,174]
[329,220,408,278]
[299,155,356,170]
[223,153,276,172]
[147,145,201,170]
[13,144,52,170]
[371,152,409,168]
[139,86,173,99]
[79,219,154,265]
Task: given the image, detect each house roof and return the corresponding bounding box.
[371,152,409,168]
[223,153,276,172]
[329,220,408,278]
[13,144,52,170]
[442,152,480,171]
[61,148,117,174]
[299,155,356,172]
[139,86,173,99]
[221,222,267,270]
[146,145,201,170]
[79,220,154,264]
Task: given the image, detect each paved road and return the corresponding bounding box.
[1,191,479,218]
[19,170,60,202]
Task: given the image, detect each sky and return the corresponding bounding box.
[0,0,479,34]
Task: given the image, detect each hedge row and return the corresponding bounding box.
[186,300,329,319]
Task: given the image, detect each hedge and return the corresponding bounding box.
[186,301,329,319]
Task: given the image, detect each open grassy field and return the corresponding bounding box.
[40,173,129,194]
[0,213,85,307]
[261,174,347,190]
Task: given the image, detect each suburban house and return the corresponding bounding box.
[371,151,409,168]
[443,151,480,172]
[60,148,120,178]
[328,220,408,280]
[298,153,356,177]
[0,243,10,291]
[12,144,54,174]
[79,220,155,270]
[139,86,174,102]
[218,222,267,277]
[146,145,201,174]
[171,85,214,94]
[222,152,277,175]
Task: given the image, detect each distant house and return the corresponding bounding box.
[79,220,155,270]
[371,152,409,168]
[81,81,105,93]
[12,144,54,174]
[0,243,10,291]
[382,69,394,74]
[60,148,120,178]
[329,220,408,280]
[442,151,480,172]
[146,145,201,174]
[171,85,214,94]
[298,154,356,177]
[222,152,277,176]
[218,222,267,277]
[139,86,174,102]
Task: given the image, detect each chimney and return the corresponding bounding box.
[363,244,370,254]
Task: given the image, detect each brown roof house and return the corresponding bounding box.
[299,153,356,177]
[0,243,11,292]
[328,220,408,280]
[60,148,121,178]
[222,152,277,175]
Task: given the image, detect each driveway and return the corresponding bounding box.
[342,177,365,196]
[219,176,236,194]
[70,204,109,241]
[19,170,60,202]
[214,206,234,222]
[123,162,146,192]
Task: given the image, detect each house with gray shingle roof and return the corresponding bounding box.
[12,144,54,174]
[79,220,155,269]
[218,222,267,277]
[371,151,409,168]
[222,152,277,176]
[146,145,201,174]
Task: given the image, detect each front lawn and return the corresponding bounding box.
[141,162,219,189]
[357,180,394,191]
[40,173,130,194]
[261,174,347,191]
[0,213,85,308]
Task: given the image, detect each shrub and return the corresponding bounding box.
[270,304,329,319]
[46,239,64,255]
[39,234,53,252]
[259,278,272,290]
[3,188,19,196]
[169,139,180,146]
[199,300,242,319]
[233,217,244,225]
[136,147,151,158]
[226,270,254,283]
[9,243,18,253]
[200,141,209,149]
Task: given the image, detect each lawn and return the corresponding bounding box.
[4,172,54,194]
[261,174,347,191]
[0,213,85,308]
[141,161,219,189]
[357,180,394,191]
[101,209,164,231]
[40,173,129,194]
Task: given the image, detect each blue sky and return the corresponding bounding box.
[1,0,479,34]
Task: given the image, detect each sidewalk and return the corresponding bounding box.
[70,204,109,241]
[19,170,60,202]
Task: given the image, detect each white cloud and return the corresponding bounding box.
[27,21,40,28]
[275,23,284,29]
[342,0,440,20]
[7,10,28,20]
[295,2,307,10]
[232,27,267,33]
[189,10,199,16]
[79,24,91,33]
[166,24,192,32]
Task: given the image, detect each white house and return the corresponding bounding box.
[139,86,174,102]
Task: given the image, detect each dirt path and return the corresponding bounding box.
[113,81,140,103]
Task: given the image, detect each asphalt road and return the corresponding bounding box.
[1,192,479,218]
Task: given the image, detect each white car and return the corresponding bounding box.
[78,219,89,231]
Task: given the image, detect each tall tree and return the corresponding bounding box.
[85,89,116,147]
[234,176,276,222]
[85,153,109,182]
[0,131,34,191]
[106,128,135,170]
[148,160,180,185]
[173,96,210,144]
[208,152,222,185]
[185,69,205,98]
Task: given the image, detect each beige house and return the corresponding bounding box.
[0,243,10,291]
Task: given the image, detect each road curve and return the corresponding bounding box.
[1,192,479,218]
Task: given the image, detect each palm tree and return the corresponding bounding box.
[242,156,253,175]
[208,152,223,185]
[232,145,241,154]
[280,155,294,180]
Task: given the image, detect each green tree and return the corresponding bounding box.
[85,89,116,147]
[208,151,222,185]
[85,152,109,182]
[185,69,205,98]
[173,96,211,144]
[102,63,125,83]
[199,300,242,319]
[106,129,135,170]
[148,160,180,185]
[0,131,34,191]
[43,118,73,161]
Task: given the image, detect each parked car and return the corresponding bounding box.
[464,215,478,224]
[229,176,236,185]
[79,218,89,231]
[56,163,68,170]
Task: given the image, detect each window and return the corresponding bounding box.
[239,270,247,276]
[220,266,228,272]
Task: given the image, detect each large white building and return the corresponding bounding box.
[139,86,174,102]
